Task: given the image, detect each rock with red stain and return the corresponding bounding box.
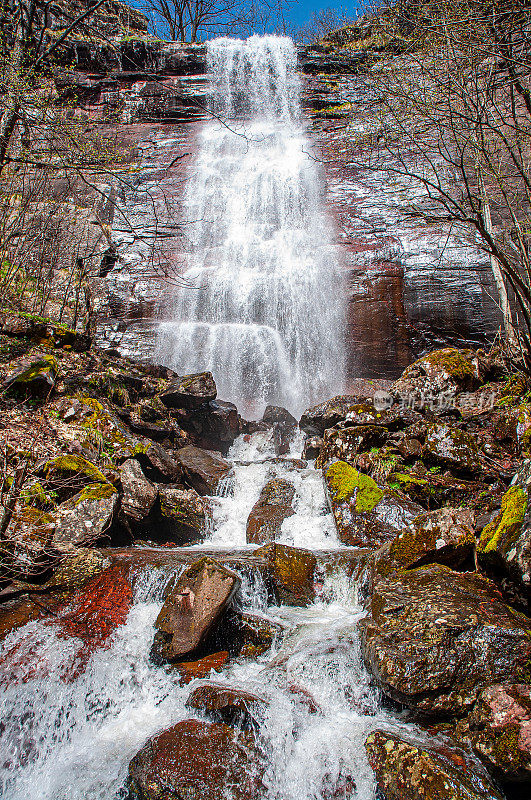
[174,652,229,685]
[365,729,504,800]
[176,445,232,496]
[186,682,268,728]
[120,459,157,522]
[151,557,240,664]
[127,719,264,800]
[457,683,531,782]
[246,479,295,545]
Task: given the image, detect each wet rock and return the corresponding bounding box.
[157,485,211,544]
[53,484,119,549]
[186,682,268,729]
[457,683,531,782]
[127,719,264,800]
[120,458,157,523]
[254,543,316,606]
[324,461,422,547]
[160,371,217,409]
[46,547,110,591]
[318,424,388,465]
[392,348,485,399]
[302,435,323,460]
[139,442,183,482]
[424,423,481,473]
[365,729,504,800]
[151,557,240,663]
[342,402,421,431]
[234,612,284,657]
[175,652,230,685]
[2,352,58,399]
[385,507,476,572]
[176,445,232,496]
[262,405,297,429]
[246,478,295,545]
[359,565,531,716]
[199,400,240,454]
[477,485,531,596]
[299,395,362,435]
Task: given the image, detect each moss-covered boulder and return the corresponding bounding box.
[359,565,531,716]
[457,683,531,783]
[158,485,211,544]
[388,507,475,571]
[53,483,119,549]
[254,542,316,606]
[424,423,481,473]
[477,485,531,597]
[42,454,112,501]
[365,729,504,800]
[392,347,484,399]
[324,460,422,547]
[246,478,295,545]
[2,352,59,399]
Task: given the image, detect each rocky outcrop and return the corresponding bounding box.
[246,478,295,545]
[360,565,531,716]
[365,729,504,800]
[157,485,211,543]
[127,719,264,800]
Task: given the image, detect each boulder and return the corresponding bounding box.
[175,652,230,685]
[262,405,297,428]
[477,484,531,596]
[158,485,211,544]
[424,423,481,473]
[254,543,316,606]
[246,478,295,545]
[171,402,239,455]
[43,454,110,500]
[160,371,217,409]
[384,507,476,572]
[127,719,264,800]
[457,683,531,782]
[299,395,362,436]
[176,445,232,496]
[318,424,388,465]
[392,348,484,399]
[359,565,531,716]
[151,557,240,663]
[139,442,183,482]
[53,484,119,549]
[186,683,268,729]
[324,461,422,547]
[120,459,157,523]
[365,729,504,800]
[2,352,58,399]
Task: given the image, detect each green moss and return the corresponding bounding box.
[74,482,117,504]
[44,455,109,485]
[326,461,383,511]
[492,723,524,769]
[478,485,527,555]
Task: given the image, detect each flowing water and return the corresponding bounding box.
[155,37,347,418]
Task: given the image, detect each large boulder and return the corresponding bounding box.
[160,371,217,409]
[157,485,211,544]
[392,348,484,399]
[457,683,531,783]
[127,719,264,800]
[423,423,481,473]
[359,565,531,716]
[53,484,119,549]
[186,683,268,729]
[299,395,362,436]
[246,478,295,545]
[254,543,316,606]
[318,424,388,466]
[324,461,422,547]
[262,405,298,456]
[120,458,158,523]
[176,445,232,496]
[365,729,504,800]
[151,557,240,664]
[2,352,58,399]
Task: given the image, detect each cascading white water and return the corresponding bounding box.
[155,36,347,417]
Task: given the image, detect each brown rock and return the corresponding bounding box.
[186,682,268,728]
[318,424,387,466]
[424,423,481,473]
[127,719,264,800]
[387,507,476,571]
[175,652,230,685]
[299,395,363,435]
[120,459,157,522]
[176,445,232,495]
[255,543,316,606]
[158,485,211,544]
[160,371,217,409]
[152,557,240,663]
[246,478,295,545]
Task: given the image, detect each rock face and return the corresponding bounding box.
[324,461,422,547]
[176,445,232,495]
[319,424,388,465]
[120,458,158,523]
[392,348,484,398]
[299,395,361,435]
[457,683,531,782]
[360,565,531,716]
[152,557,240,663]
[477,484,530,595]
[423,423,481,473]
[160,371,217,408]
[365,729,504,800]
[127,719,264,800]
[246,478,296,545]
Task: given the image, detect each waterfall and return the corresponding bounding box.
[155,36,347,418]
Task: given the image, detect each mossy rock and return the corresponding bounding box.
[44,455,109,485]
[478,485,527,557]
[325,461,383,511]
[2,353,59,399]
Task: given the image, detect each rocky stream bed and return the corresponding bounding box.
[0,323,530,799]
